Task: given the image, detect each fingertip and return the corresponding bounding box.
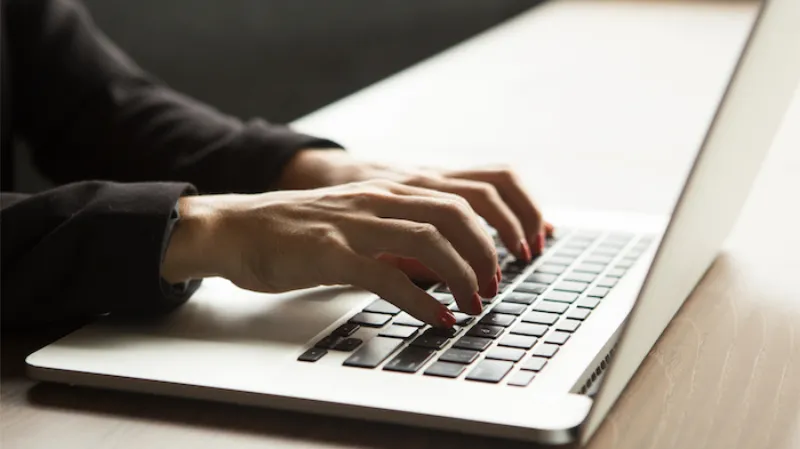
[436,306,457,328]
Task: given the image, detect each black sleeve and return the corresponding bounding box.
[7,0,343,194]
[0,181,200,328]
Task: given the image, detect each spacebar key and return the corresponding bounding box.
[343,337,405,368]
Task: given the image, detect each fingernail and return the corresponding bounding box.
[496,265,502,282]
[472,292,483,315]
[519,240,532,262]
[537,232,545,254]
[438,308,456,328]
[490,276,499,297]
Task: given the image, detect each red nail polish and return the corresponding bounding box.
[519,240,532,262]
[537,232,545,254]
[490,276,499,297]
[496,265,502,282]
[439,308,456,328]
[472,293,483,315]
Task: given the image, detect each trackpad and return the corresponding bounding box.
[103,278,374,346]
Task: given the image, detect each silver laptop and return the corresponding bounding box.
[26,0,799,445]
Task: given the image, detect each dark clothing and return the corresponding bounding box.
[0,0,342,327]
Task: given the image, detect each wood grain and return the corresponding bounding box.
[3,1,798,448]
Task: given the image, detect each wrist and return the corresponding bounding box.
[161,196,224,284]
[276,148,362,190]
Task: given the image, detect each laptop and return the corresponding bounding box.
[26,0,799,445]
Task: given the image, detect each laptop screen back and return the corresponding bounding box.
[581,0,800,442]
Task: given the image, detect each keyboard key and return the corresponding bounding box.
[555,248,583,258]
[332,323,360,337]
[410,334,451,350]
[343,337,404,368]
[606,232,634,242]
[424,361,466,378]
[511,322,549,337]
[532,343,560,358]
[393,312,425,327]
[543,291,580,304]
[564,240,591,250]
[596,277,618,288]
[332,337,363,351]
[315,335,342,349]
[507,370,536,387]
[499,334,537,350]
[297,347,327,362]
[522,311,560,325]
[502,292,537,305]
[452,313,475,326]
[466,360,514,383]
[574,263,606,274]
[439,348,480,364]
[363,299,401,315]
[553,281,588,294]
[587,287,611,298]
[546,256,576,266]
[526,273,558,285]
[514,282,548,294]
[480,313,517,327]
[615,258,636,269]
[379,325,419,339]
[432,294,455,306]
[486,347,525,362]
[567,308,591,321]
[607,268,627,277]
[532,301,568,314]
[349,312,391,328]
[492,303,527,316]
[577,297,601,309]
[563,272,597,283]
[545,331,571,345]
[453,336,493,352]
[584,255,614,265]
[520,356,548,371]
[555,319,581,333]
[424,326,462,338]
[433,284,450,293]
[502,261,527,275]
[536,264,566,275]
[592,247,621,257]
[467,324,505,339]
[383,346,436,373]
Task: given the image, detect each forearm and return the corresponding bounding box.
[0,182,198,328]
[8,0,343,193]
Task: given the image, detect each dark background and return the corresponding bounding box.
[82,0,541,122]
[16,0,542,191]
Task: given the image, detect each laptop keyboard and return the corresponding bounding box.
[297,228,654,387]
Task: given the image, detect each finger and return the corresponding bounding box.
[447,167,545,255]
[412,176,528,262]
[371,181,499,289]
[545,221,555,237]
[377,254,442,283]
[348,217,484,315]
[342,254,456,328]
[361,186,498,302]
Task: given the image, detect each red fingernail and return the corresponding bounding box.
[519,240,532,262]
[537,232,545,254]
[438,308,456,328]
[490,276,499,297]
[496,265,502,282]
[472,293,483,315]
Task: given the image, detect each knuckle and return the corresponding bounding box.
[409,222,441,243]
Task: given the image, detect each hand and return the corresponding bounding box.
[161,180,502,328]
[278,150,552,263]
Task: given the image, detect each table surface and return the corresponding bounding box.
[4,1,799,448]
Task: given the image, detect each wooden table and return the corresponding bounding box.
[4,1,798,448]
